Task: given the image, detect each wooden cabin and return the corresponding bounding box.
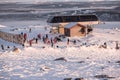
[64,22,87,37]
[47,14,99,35]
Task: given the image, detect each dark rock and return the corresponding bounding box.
[75,78,84,80]
[78,61,85,63]
[116,61,120,63]
[54,57,67,62]
[94,74,115,79]
[64,78,72,80]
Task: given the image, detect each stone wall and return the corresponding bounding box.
[0,31,24,45]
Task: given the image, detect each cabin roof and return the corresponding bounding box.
[64,22,85,29]
[47,14,99,23]
[64,22,77,29]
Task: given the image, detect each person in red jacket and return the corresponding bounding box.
[24,33,27,42]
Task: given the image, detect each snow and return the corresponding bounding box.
[0,21,120,80]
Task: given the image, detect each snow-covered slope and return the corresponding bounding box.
[0,22,120,80]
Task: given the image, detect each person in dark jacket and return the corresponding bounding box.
[73,40,76,45]
[35,38,38,44]
[1,44,4,50]
[115,41,119,49]
[67,38,69,45]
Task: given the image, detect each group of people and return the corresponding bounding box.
[67,38,77,45]
[26,33,58,47]
[1,27,119,50]
[0,44,12,51]
[97,41,119,50]
[23,32,120,50]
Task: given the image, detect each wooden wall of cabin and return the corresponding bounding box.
[70,26,86,37]
[58,23,67,34]
[58,27,64,34]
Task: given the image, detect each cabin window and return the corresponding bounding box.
[79,27,85,34]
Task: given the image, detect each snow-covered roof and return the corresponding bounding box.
[64,22,77,29]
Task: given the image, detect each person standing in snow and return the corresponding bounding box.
[73,40,76,45]
[115,41,119,50]
[35,38,38,44]
[53,37,57,44]
[50,37,53,43]
[46,34,48,39]
[23,33,27,42]
[29,28,31,33]
[104,42,107,48]
[42,36,45,43]
[50,37,53,47]
[51,41,54,47]
[1,44,4,50]
[29,40,32,46]
[67,38,69,45]
[37,33,41,40]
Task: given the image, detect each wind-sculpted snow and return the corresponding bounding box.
[0,46,120,80]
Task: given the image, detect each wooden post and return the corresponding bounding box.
[85,25,88,37]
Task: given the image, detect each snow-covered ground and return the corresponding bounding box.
[0,21,120,80]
